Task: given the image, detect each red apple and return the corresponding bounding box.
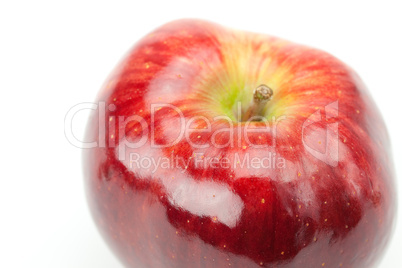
[83,19,396,267]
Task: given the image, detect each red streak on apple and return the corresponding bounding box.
[84,19,396,267]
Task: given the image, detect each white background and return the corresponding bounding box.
[1,1,401,267]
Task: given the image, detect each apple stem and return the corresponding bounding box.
[242,84,273,121]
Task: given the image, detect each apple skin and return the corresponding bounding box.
[83,19,396,268]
